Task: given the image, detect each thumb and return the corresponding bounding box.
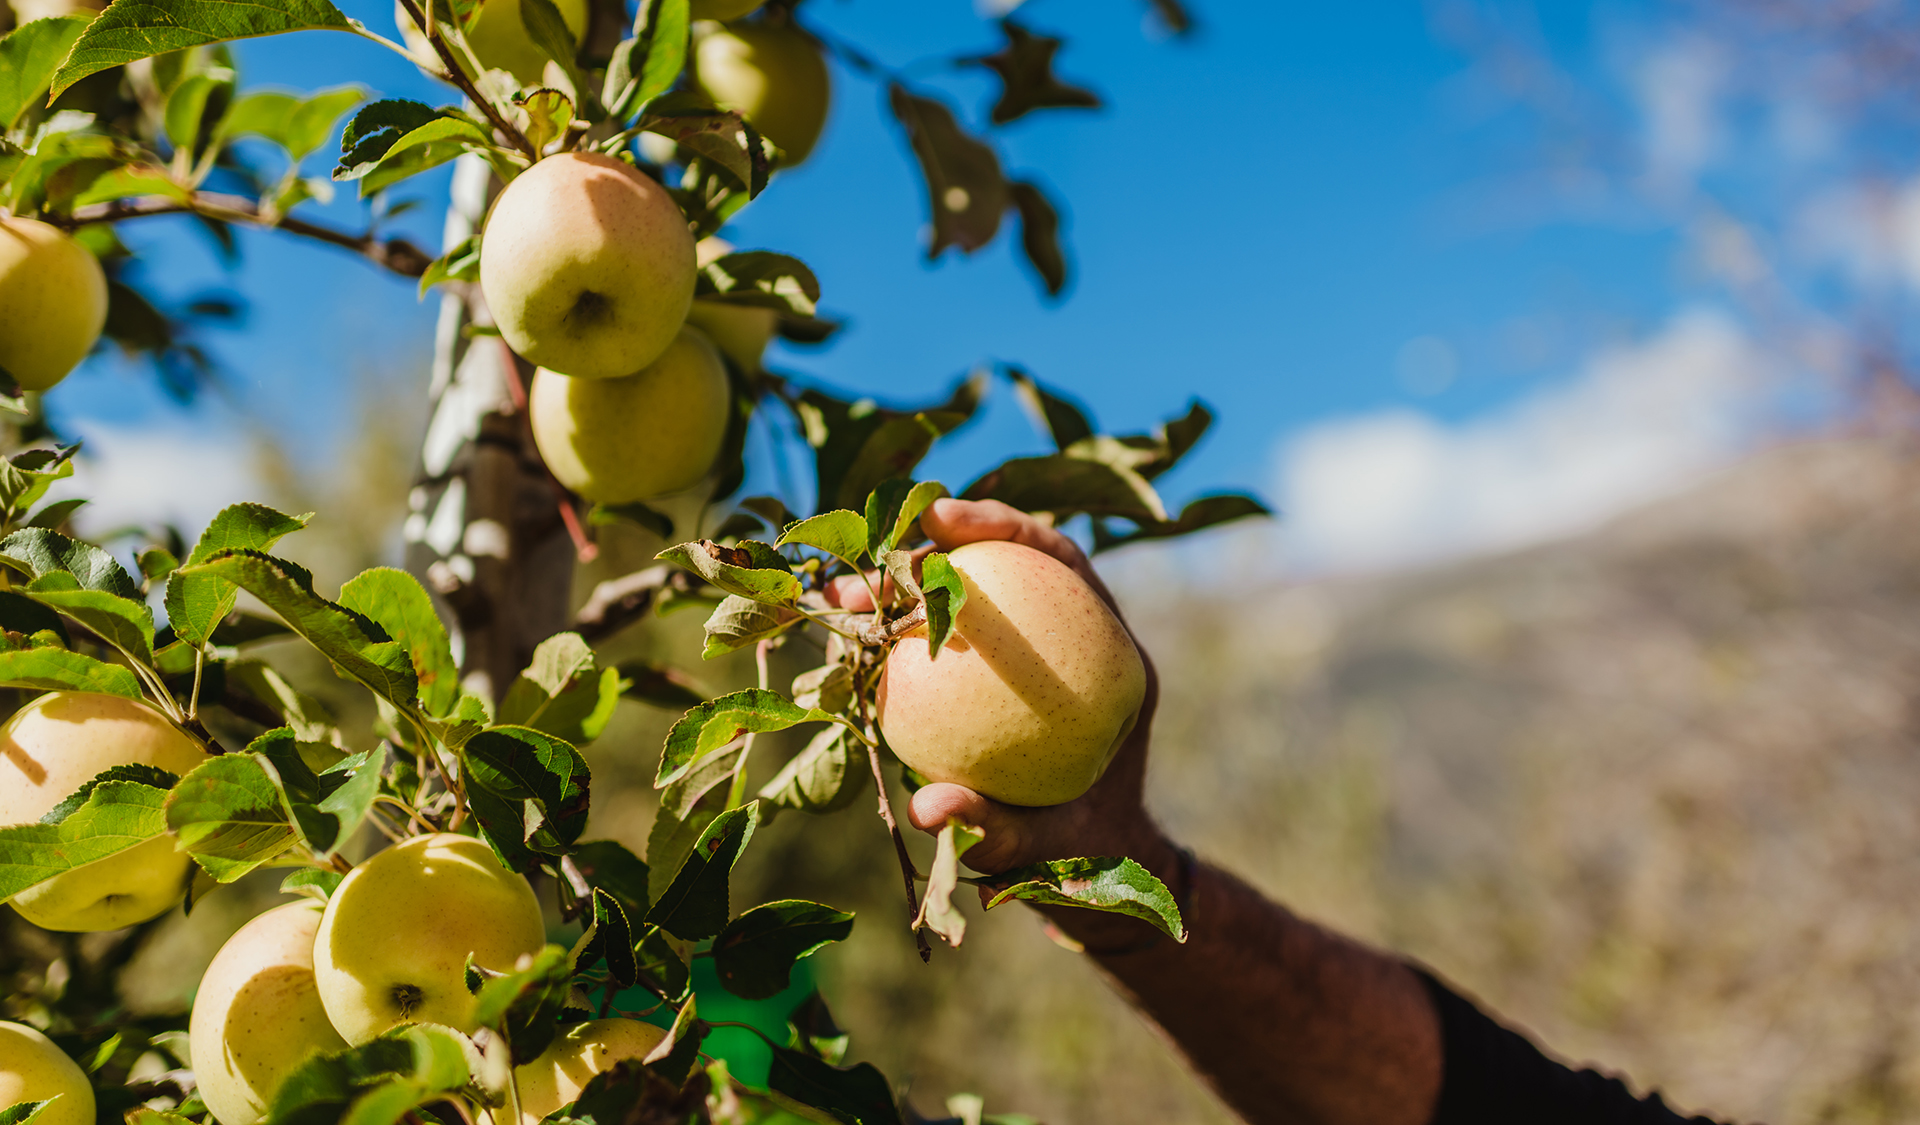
[907,783,1035,875]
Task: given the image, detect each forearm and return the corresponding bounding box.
[1043,841,1442,1125]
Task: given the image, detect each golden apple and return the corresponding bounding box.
[312,833,546,1044]
[0,1022,93,1125]
[480,152,696,380]
[190,902,349,1125]
[496,1019,668,1124]
[877,541,1146,807]
[685,237,777,373]
[694,22,831,166]
[528,326,730,504]
[687,0,762,20]
[394,0,589,87]
[0,217,107,393]
[0,692,208,932]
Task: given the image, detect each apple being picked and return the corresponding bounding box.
[878,540,1147,807]
[0,1021,93,1125]
[0,692,209,931]
[480,152,696,380]
[312,833,547,1043]
[0,217,108,393]
[190,902,349,1125]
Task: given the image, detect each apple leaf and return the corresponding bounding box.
[1005,366,1093,451]
[470,943,572,1065]
[0,16,87,131]
[775,509,866,564]
[39,764,179,825]
[644,743,742,909]
[497,632,622,744]
[0,648,144,699]
[281,867,344,902]
[700,596,800,660]
[267,1025,471,1125]
[644,995,709,1085]
[0,780,170,901]
[334,99,440,171]
[962,452,1166,525]
[517,0,581,90]
[574,887,637,989]
[656,688,841,788]
[758,725,865,819]
[796,376,985,514]
[912,820,983,948]
[635,927,690,1004]
[249,727,379,856]
[970,20,1101,126]
[22,573,155,666]
[1010,180,1068,297]
[712,899,855,1000]
[173,550,419,714]
[217,86,362,160]
[569,839,650,921]
[1091,493,1271,553]
[638,94,768,198]
[695,251,820,317]
[49,0,356,100]
[339,115,494,198]
[889,84,1008,258]
[983,856,1187,941]
[0,447,78,525]
[0,527,139,599]
[417,234,481,297]
[784,990,849,1065]
[766,1047,903,1125]
[604,0,687,120]
[655,539,802,607]
[647,801,758,941]
[164,503,311,647]
[165,753,299,883]
[339,567,459,718]
[0,1099,55,1125]
[867,479,947,557]
[463,725,590,872]
[917,552,966,659]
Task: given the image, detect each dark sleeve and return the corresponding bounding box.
[1415,969,1741,1125]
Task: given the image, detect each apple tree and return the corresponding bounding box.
[0,0,1267,1122]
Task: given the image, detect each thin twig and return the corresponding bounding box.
[54,194,435,277]
[857,682,930,961]
[859,604,925,646]
[392,0,541,161]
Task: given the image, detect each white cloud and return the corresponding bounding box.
[1634,38,1725,198]
[45,419,268,542]
[1271,310,1768,576]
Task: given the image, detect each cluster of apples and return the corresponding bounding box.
[458,1,828,508]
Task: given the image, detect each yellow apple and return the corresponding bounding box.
[877,541,1146,807]
[495,1019,668,1124]
[528,326,730,504]
[0,692,208,932]
[394,0,589,87]
[0,217,107,393]
[190,902,349,1125]
[480,152,696,380]
[685,237,777,373]
[0,1022,93,1125]
[694,22,831,166]
[312,833,546,1044]
[687,0,762,21]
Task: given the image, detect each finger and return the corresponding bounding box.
[826,573,875,611]
[906,783,1032,875]
[921,499,1115,605]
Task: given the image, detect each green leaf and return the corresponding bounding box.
[1005,367,1092,451]
[249,728,378,856]
[339,567,458,717]
[647,996,710,1086]
[655,539,801,607]
[165,503,311,647]
[497,632,620,744]
[917,552,966,659]
[639,95,767,198]
[569,839,650,920]
[713,899,854,1000]
[164,69,234,157]
[972,20,1101,126]
[37,764,177,825]
[0,16,88,130]
[22,573,155,665]
[766,1048,902,1125]
[334,98,438,170]
[694,251,819,317]
[774,510,866,564]
[514,86,572,154]
[517,0,581,87]
[0,1099,54,1125]
[1009,180,1068,296]
[575,886,636,989]
[912,820,982,947]
[469,943,571,1064]
[416,233,480,296]
[340,115,492,197]
[0,446,77,523]
[656,688,840,788]
[796,375,985,512]
[422,691,487,753]
[962,453,1166,524]
[280,866,344,901]
[0,780,169,901]
[983,856,1186,940]
[219,86,362,160]
[758,725,864,818]
[867,479,946,557]
[700,595,799,660]
[463,725,590,872]
[646,801,757,940]
[785,989,849,1065]
[165,753,298,883]
[888,84,1007,258]
[266,1025,472,1125]
[644,743,740,908]
[50,0,356,99]
[225,660,339,743]
[0,527,139,599]
[631,0,689,112]
[174,550,418,714]
[0,589,67,644]
[1091,493,1270,552]
[0,647,143,698]
[635,926,689,1003]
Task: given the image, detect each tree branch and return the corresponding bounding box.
[56,193,435,278]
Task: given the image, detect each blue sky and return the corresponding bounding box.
[54,0,1754,563]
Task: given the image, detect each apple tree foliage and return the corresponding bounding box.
[0,0,1265,1121]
